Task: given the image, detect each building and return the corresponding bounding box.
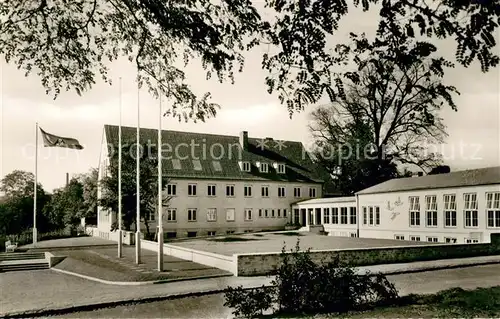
[96,125,323,239]
[293,166,500,244]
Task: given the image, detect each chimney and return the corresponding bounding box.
[239,131,248,151]
[66,173,70,186]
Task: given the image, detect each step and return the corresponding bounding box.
[0,259,49,272]
[0,253,45,261]
[0,264,49,272]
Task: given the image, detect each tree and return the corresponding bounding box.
[0,0,263,121]
[99,141,170,237]
[1,1,497,117]
[75,168,98,222]
[263,0,499,113]
[0,170,51,235]
[44,178,86,231]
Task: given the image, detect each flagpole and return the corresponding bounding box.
[33,122,38,245]
[135,80,141,264]
[117,77,123,258]
[157,95,163,271]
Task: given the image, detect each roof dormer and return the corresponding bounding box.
[256,161,269,173]
[273,162,286,174]
[238,161,251,172]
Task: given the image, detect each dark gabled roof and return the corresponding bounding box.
[356,166,500,195]
[103,125,323,183]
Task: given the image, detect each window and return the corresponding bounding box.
[259,163,269,173]
[187,209,197,222]
[226,230,235,235]
[207,184,216,196]
[375,206,380,225]
[242,161,251,172]
[278,186,286,197]
[350,233,357,238]
[425,195,438,227]
[294,187,301,197]
[244,185,252,197]
[464,193,478,227]
[166,232,177,239]
[212,160,222,171]
[166,184,177,196]
[265,209,269,218]
[444,194,457,227]
[207,208,217,221]
[340,207,348,224]
[276,164,286,174]
[226,185,235,197]
[167,209,176,222]
[283,209,287,218]
[226,208,235,221]
[277,209,281,217]
[258,209,263,218]
[363,207,367,225]
[409,196,420,226]
[410,236,421,241]
[146,211,155,221]
[188,184,197,196]
[271,209,275,218]
[332,208,339,224]
[349,207,356,224]
[261,186,269,197]
[369,207,374,225]
[395,235,405,240]
[245,209,253,221]
[427,237,439,243]
[207,231,216,236]
[309,188,316,197]
[324,208,330,224]
[466,238,479,243]
[487,192,500,228]
[445,237,457,243]
[172,159,181,170]
[187,231,197,238]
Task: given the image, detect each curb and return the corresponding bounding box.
[367,259,500,276]
[51,267,233,286]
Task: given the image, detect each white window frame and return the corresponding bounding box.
[245,208,253,221]
[294,187,301,198]
[166,208,177,222]
[349,207,356,225]
[395,235,405,240]
[207,208,217,222]
[207,184,216,197]
[188,183,197,196]
[226,208,235,222]
[444,194,457,227]
[226,184,235,197]
[265,209,269,218]
[445,237,457,243]
[166,183,177,196]
[332,207,339,224]
[465,238,479,243]
[276,163,286,174]
[207,231,216,236]
[486,192,500,228]
[283,208,287,218]
[340,207,348,224]
[324,208,330,224]
[261,186,269,197]
[242,161,251,172]
[258,209,263,218]
[362,207,367,225]
[410,236,421,241]
[271,209,275,218]
[369,206,374,225]
[187,208,197,222]
[425,195,438,227]
[278,186,286,197]
[375,206,380,225]
[244,185,252,197]
[409,196,420,226]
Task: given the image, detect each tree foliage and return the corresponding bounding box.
[99,141,170,235]
[263,0,499,114]
[74,168,99,220]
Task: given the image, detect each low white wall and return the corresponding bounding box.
[140,239,236,274]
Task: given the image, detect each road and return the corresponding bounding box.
[39,264,500,318]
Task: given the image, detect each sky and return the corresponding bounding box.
[0,4,499,193]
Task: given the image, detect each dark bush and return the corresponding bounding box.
[224,285,273,318]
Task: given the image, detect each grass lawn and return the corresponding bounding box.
[281,286,500,318]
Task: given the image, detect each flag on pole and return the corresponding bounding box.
[39,128,84,149]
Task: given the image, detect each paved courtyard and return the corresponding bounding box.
[22,236,116,250]
[170,232,436,256]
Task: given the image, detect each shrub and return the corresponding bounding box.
[224,239,399,318]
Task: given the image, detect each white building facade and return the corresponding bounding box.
[293,166,500,244]
[96,125,323,239]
